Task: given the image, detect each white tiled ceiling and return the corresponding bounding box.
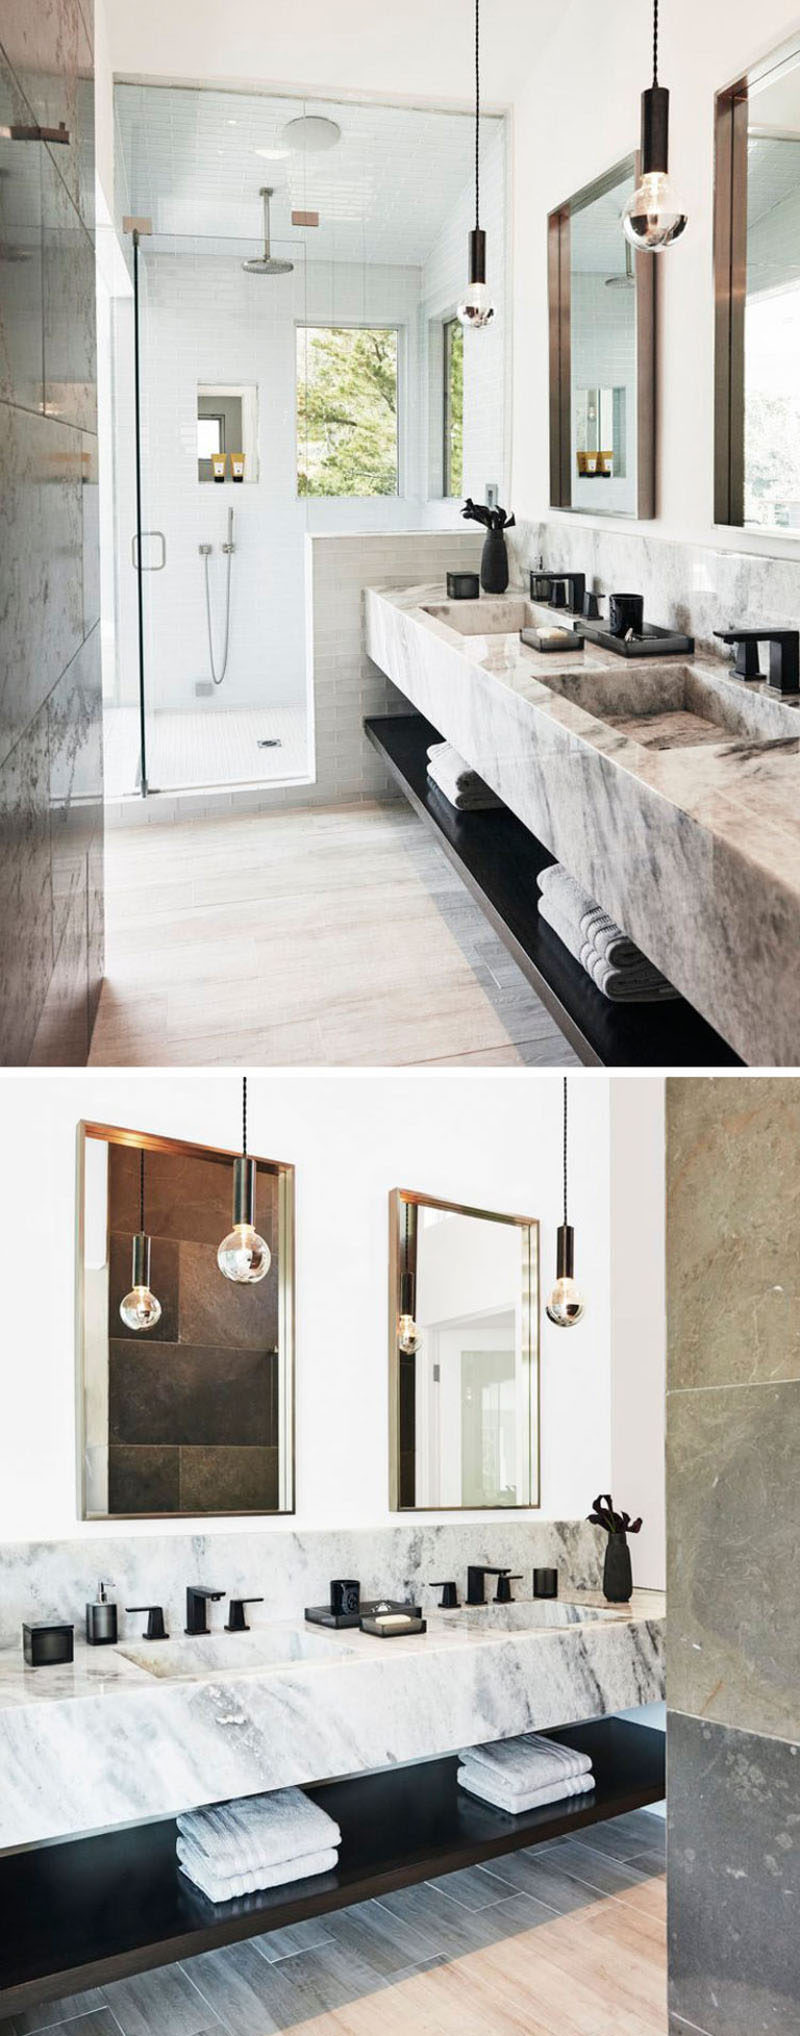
[115,83,504,266]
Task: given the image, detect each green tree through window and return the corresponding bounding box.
[297,326,399,497]
[443,317,464,497]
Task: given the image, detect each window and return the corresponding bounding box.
[443,317,464,498]
[197,416,223,461]
[296,326,399,497]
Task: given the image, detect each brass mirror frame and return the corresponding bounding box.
[548,153,656,519]
[388,1188,540,1513]
[714,33,800,528]
[75,1121,296,1520]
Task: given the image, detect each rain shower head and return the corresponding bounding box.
[242,188,294,275]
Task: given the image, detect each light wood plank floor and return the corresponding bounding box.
[90,802,579,1068]
[1,1811,666,2036]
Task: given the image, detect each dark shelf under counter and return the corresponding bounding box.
[365,709,741,1068]
[0,1719,664,2018]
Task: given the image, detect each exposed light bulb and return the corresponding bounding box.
[120,1284,162,1332]
[398,1313,421,1356]
[546,1275,585,1329]
[458,280,495,329]
[622,170,687,252]
[217,1222,271,1284]
[119,1232,162,1332]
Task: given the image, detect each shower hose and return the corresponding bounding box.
[203,542,232,685]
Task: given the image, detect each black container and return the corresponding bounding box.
[529,571,553,601]
[609,593,644,639]
[23,1622,74,1667]
[480,530,509,595]
[602,1535,633,1604]
[548,579,568,610]
[533,1568,558,1599]
[86,1601,118,1646]
[447,571,480,601]
[330,1579,360,1618]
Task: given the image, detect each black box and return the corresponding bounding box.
[446,571,480,600]
[23,1622,74,1667]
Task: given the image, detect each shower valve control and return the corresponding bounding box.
[198,542,212,556]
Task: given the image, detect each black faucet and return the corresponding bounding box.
[185,1586,225,1636]
[495,1574,523,1604]
[466,1565,511,1606]
[714,629,800,695]
[224,1595,264,1633]
[126,1604,168,1641]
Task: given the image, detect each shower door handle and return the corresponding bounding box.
[131,530,167,570]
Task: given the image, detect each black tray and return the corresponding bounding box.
[578,619,695,658]
[305,1599,420,1631]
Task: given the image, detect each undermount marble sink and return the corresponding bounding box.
[450,1601,627,1633]
[422,596,532,636]
[539,661,800,751]
[118,1627,356,1680]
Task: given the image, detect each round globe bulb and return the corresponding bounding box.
[458,281,495,329]
[622,171,688,252]
[120,1285,162,1332]
[398,1313,421,1355]
[546,1277,585,1329]
[217,1223,271,1283]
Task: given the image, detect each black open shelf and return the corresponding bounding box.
[365,710,741,1068]
[0,1720,664,2017]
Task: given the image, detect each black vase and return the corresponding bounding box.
[603,1533,632,1603]
[480,530,509,594]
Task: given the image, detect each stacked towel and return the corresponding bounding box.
[458,1731,595,1816]
[176,1787,341,1903]
[537,864,679,1004]
[427,741,502,812]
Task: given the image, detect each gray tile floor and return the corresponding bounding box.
[1,1811,666,2036]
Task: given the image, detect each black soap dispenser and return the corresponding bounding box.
[86,1581,118,1647]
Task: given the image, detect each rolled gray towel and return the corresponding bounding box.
[539,896,678,1003]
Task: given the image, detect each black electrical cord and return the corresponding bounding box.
[139,1147,145,1233]
[562,1077,568,1228]
[652,0,659,86]
[242,1074,248,1157]
[474,0,481,233]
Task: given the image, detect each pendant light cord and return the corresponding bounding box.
[242,1074,248,1157]
[139,1146,145,1233]
[562,1076,568,1228]
[474,0,481,233]
[652,0,659,86]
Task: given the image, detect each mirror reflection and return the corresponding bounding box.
[570,164,637,514]
[390,1191,539,1512]
[744,66,800,526]
[77,1124,294,1519]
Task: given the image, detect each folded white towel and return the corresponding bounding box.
[460,1731,593,1793]
[538,896,677,1003]
[176,1788,341,1875]
[427,742,502,811]
[537,865,640,968]
[457,1762,595,1816]
[177,1842,339,1904]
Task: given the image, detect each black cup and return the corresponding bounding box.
[330,1579,360,1617]
[533,1568,558,1599]
[609,593,644,639]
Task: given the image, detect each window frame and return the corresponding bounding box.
[295,319,403,501]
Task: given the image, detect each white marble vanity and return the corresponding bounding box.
[0,1588,664,1849]
[365,583,800,1064]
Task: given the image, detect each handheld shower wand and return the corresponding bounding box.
[201,506,234,686]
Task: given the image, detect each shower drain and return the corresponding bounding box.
[257,738,282,749]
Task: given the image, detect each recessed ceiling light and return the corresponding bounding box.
[256,147,290,160]
[281,115,341,153]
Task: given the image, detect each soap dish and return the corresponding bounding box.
[360,1607,426,1638]
[521,625,584,655]
[306,1598,413,1631]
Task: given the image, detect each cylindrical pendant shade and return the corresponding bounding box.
[232,1154,256,1229]
[641,84,670,174]
[555,1224,575,1281]
[131,1231,151,1288]
[468,227,487,284]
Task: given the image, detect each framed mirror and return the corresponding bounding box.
[715,36,800,529]
[388,1190,539,1512]
[548,156,655,518]
[76,1123,294,1519]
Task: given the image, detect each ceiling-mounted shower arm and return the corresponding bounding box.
[260,186,273,262]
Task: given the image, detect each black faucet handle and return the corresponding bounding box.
[429,1581,460,1610]
[714,631,762,679]
[495,1575,523,1604]
[225,1596,265,1633]
[126,1604,168,1641]
[714,628,800,693]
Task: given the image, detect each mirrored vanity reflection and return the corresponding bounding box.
[548,155,655,518]
[715,34,800,528]
[389,1190,539,1511]
[76,1124,294,1519]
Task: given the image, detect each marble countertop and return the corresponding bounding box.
[365,583,800,1063]
[0,1591,664,1850]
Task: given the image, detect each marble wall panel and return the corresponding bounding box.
[668,1710,800,2036]
[0,702,54,1065]
[0,399,83,762]
[0,0,94,233]
[42,147,96,434]
[48,623,102,960]
[0,57,43,414]
[27,876,87,1064]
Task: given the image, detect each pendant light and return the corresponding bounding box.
[546,1078,585,1329]
[217,1076,271,1284]
[398,1199,421,1356]
[120,1148,162,1332]
[622,0,687,253]
[458,0,495,328]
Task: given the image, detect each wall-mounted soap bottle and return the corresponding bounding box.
[86,1581,118,1646]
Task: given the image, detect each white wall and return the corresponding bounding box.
[0,1071,612,1543]
[609,1077,666,1592]
[511,0,800,555]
